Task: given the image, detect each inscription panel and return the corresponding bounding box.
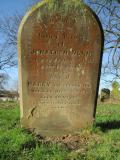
[18,1,103,136]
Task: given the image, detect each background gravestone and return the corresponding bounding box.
[100,88,110,102]
[111,81,120,103]
[18,0,104,136]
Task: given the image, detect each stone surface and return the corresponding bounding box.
[100,88,110,102]
[18,0,104,136]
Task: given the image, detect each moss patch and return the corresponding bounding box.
[36,0,85,22]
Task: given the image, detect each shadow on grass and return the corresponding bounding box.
[96,120,120,132]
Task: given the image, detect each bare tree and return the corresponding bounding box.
[0,13,21,69]
[85,0,120,82]
[0,0,40,70]
[0,0,40,89]
[0,73,9,90]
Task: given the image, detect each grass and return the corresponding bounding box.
[0,101,120,160]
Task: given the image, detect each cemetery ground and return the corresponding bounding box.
[0,101,120,160]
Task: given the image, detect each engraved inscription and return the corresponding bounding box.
[26,37,97,108]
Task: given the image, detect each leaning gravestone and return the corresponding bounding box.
[18,0,104,136]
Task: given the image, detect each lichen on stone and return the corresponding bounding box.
[36,0,85,22]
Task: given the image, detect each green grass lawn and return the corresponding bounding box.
[0,101,120,160]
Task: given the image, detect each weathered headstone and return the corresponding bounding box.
[111,81,120,102]
[18,0,104,136]
[100,88,110,102]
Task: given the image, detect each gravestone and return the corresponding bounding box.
[111,81,120,102]
[18,0,104,136]
[100,88,110,102]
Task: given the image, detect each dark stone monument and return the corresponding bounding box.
[18,0,104,136]
[100,88,110,102]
